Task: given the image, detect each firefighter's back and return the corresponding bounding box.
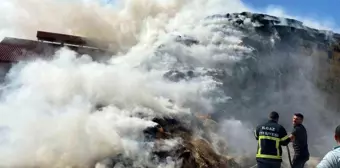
[254,111,291,168]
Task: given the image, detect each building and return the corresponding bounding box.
[0,30,114,80]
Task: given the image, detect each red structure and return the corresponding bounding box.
[0,30,112,63]
[0,31,114,80]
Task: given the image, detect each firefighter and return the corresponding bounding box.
[254,111,291,168]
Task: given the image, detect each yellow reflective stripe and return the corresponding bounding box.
[276,137,280,156]
[281,135,289,141]
[257,135,281,158]
[256,154,281,159]
[259,136,280,141]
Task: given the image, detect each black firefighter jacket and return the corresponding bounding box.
[254,120,291,162]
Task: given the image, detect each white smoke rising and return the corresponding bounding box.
[250,5,340,32]
[218,118,255,156]
[0,0,339,167]
[0,0,251,167]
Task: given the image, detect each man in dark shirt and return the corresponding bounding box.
[289,113,310,168]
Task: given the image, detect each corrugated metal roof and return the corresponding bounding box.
[0,44,30,62]
[0,43,113,63]
[0,38,61,62]
[0,38,41,48]
[0,43,56,62]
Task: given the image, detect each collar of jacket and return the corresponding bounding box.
[333,145,340,150]
[268,119,278,123]
[293,123,302,128]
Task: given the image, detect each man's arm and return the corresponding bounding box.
[317,151,336,168]
[289,126,299,142]
[289,134,295,142]
[279,126,291,146]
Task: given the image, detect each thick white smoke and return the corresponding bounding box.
[0,0,252,167]
[0,0,338,167]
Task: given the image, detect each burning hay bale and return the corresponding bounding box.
[178,138,239,168]
[95,116,241,168]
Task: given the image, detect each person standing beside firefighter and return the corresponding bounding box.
[289,113,310,168]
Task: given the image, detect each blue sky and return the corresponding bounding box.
[243,0,340,31]
[101,0,340,32]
